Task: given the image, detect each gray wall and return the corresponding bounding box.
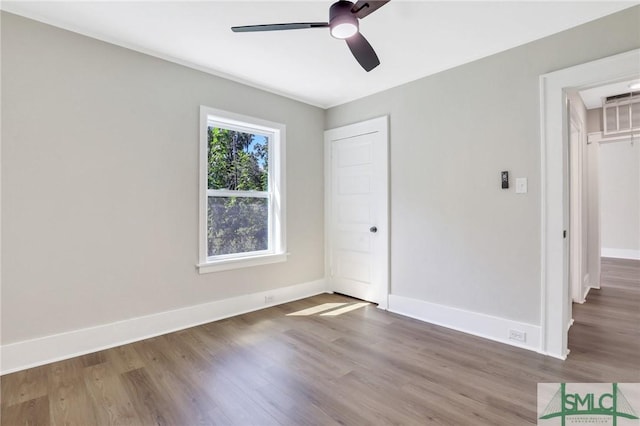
[1,12,325,344]
[587,108,603,133]
[326,7,640,324]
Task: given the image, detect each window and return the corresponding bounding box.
[198,106,286,273]
[603,94,640,135]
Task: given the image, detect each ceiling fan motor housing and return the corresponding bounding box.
[329,0,359,39]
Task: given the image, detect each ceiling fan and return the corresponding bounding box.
[231,1,390,72]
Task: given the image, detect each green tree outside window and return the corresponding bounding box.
[207,127,270,256]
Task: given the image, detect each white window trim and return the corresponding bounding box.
[197,106,286,274]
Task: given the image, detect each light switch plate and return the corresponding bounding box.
[516,178,528,194]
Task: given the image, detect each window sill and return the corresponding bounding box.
[197,252,287,274]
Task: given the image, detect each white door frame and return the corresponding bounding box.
[324,116,390,309]
[539,48,640,360]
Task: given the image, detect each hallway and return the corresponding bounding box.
[568,257,640,371]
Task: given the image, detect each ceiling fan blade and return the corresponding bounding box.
[350,1,390,19]
[345,32,380,72]
[231,22,329,32]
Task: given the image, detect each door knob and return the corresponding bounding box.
[369,226,378,233]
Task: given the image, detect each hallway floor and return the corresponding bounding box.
[568,257,640,370]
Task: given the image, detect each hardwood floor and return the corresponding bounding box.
[2,259,638,425]
[568,257,640,373]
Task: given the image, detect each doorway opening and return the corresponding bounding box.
[539,48,640,359]
[565,79,640,356]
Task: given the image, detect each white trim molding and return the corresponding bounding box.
[588,131,640,145]
[388,295,542,353]
[197,253,288,274]
[539,48,640,360]
[602,248,640,260]
[0,279,327,375]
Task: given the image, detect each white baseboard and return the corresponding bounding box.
[602,248,640,260]
[388,294,542,353]
[582,285,591,302]
[1,279,327,375]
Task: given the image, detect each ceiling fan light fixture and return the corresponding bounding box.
[331,21,358,39]
[329,0,359,39]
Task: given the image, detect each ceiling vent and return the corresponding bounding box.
[605,91,640,103]
[603,92,640,135]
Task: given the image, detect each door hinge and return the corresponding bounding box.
[563,230,567,238]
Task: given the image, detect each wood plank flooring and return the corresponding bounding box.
[568,257,640,372]
[1,258,638,425]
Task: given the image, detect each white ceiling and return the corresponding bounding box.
[2,1,637,108]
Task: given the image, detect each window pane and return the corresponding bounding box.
[618,104,630,130]
[631,101,640,129]
[605,106,617,133]
[208,196,269,256]
[208,127,268,191]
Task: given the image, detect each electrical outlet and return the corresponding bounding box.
[264,295,274,304]
[508,329,526,342]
